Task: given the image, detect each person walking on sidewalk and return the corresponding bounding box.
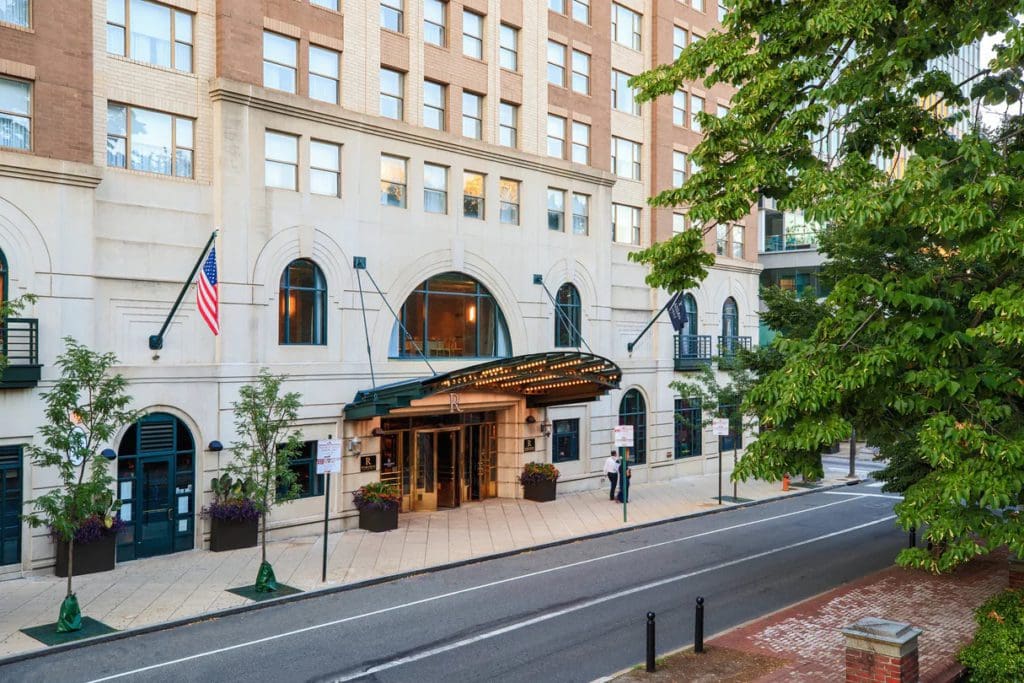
[617,466,631,503]
[603,452,620,500]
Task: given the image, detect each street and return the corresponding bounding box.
[0,483,902,683]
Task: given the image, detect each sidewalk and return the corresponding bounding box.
[0,471,842,658]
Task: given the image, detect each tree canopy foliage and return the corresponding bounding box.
[632,1,1024,572]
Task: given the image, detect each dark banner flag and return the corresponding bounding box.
[667,292,687,332]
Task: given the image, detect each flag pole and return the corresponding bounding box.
[149,230,218,350]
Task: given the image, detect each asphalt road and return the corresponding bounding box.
[0,483,903,683]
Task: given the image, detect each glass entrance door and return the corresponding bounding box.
[436,430,458,509]
[137,456,174,557]
[413,429,460,511]
[414,431,436,510]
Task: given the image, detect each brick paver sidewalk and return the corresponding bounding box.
[0,471,837,659]
[710,549,1007,681]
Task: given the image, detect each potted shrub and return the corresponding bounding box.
[520,462,559,502]
[54,492,125,578]
[353,482,400,532]
[202,473,259,552]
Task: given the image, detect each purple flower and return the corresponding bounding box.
[201,498,260,522]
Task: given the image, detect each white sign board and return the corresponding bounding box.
[613,425,634,448]
[712,418,730,436]
[315,439,342,474]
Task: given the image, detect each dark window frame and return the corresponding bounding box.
[554,283,581,348]
[277,440,325,499]
[674,398,702,459]
[618,389,647,464]
[279,258,328,346]
[552,418,579,463]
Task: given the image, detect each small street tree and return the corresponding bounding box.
[24,338,138,632]
[631,2,1024,571]
[227,369,303,592]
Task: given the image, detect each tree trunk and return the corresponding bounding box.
[261,510,267,564]
[848,429,857,478]
[66,535,74,597]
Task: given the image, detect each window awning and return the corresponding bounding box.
[344,352,621,420]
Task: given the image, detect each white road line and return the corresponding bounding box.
[327,514,897,683]
[867,481,885,488]
[83,495,875,683]
[824,491,902,499]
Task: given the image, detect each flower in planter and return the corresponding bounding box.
[50,513,126,545]
[353,481,401,512]
[519,462,560,486]
[201,473,260,522]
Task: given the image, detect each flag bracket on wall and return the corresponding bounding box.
[148,230,219,350]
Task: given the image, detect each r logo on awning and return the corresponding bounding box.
[449,393,462,413]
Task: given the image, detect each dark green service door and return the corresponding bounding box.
[0,446,22,566]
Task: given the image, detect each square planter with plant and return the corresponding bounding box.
[202,473,259,552]
[520,462,559,502]
[353,482,401,532]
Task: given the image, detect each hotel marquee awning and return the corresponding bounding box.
[344,352,621,420]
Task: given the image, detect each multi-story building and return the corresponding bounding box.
[0,0,758,575]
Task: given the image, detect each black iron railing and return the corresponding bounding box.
[717,335,752,366]
[0,318,41,388]
[674,334,712,371]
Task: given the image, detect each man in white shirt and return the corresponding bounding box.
[603,452,621,501]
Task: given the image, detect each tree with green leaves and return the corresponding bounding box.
[631,2,1024,572]
[227,369,303,592]
[24,338,139,632]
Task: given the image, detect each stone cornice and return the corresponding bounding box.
[0,153,103,188]
[209,78,618,188]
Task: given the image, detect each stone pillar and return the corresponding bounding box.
[842,617,922,683]
[1010,555,1024,590]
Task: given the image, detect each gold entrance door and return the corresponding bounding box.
[436,429,459,509]
[413,428,460,511]
[461,423,498,502]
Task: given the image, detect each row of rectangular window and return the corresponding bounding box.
[0,77,30,151]
[107,0,194,73]
[548,0,591,25]
[547,42,590,95]
[265,131,340,195]
[264,31,341,105]
[717,223,746,259]
[107,103,194,178]
[545,115,591,164]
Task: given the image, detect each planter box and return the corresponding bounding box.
[359,507,398,533]
[209,517,258,552]
[523,479,557,502]
[54,534,115,577]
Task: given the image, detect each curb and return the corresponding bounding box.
[0,478,861,667]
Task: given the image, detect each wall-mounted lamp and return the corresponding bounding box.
[347,437,363,455]
[525,415,537,425]
[100,448,117,461]
[539,421,552,438]
[208,440,224,452]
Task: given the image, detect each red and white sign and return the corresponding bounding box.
[613,425,634,448]
[712,418,730,436]
[315,439,342,474]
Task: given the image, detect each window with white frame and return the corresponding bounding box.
[547,188,565,231]
[312,0,338,10]
[572,0,590,24]
[716,223,727,255]
[692,0,705,12]
[548,0,565,13]
[108,103,194,178]
[263,32,297,93]
[424,0,446,47]
[547,114,566,158]
[499,101,518,148]
[572,193,589,235]
[611,70,639,115]
[673,90,687,126]
[380,67,404,120]
[310,140,340,196]
[380,154,407,207]
[571,50,590,94]
[691,94,704,132]
[732,224,744,259]
[381,0,403,32]
[673,213,686,234]
[499,24,518,70]
[0,0,29,27]
[463,171,485,219]
[309,45,340,104]
[463,10,483,59]
[673,150,687,186]
[673,26,687,60]
[612,203,641,245]
[611,3,641,50]
[462,91,483,139]
[423,80,446,130]
[423,162,447,214]
[499,178,520,225]
[107,0,194,72]
[717,104,730,118]
[0,77,30,151]
[547,40,566,87]
[571,121,590,164]
[718,1,728,22]
[611,137,641,180]
[264,130,298,190]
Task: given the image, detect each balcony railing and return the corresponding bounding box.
[717,335,752,367]
[674,334,712,371]
[764,234,816,253]
[0,317,41,388]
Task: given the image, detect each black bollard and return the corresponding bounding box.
[695,597,705,653]
[646,611,656,672]
[909,526,916,549]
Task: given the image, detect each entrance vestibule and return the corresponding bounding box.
[379,412,498,512]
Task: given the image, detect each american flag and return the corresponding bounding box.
[197,247,219,335]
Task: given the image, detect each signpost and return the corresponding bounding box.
[712,418,729,505]
[613,425,634,522]
[316,437,342,582]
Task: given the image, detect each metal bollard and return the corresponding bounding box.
[909,526,916,549]
[695,597,705,653]
[646,612,656,672]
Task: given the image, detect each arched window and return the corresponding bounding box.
[722,297,738,340]
[554,283,581,348]
[682,294,697,337]
[390,272,512,358]
[0,247,7,308]
[279,259,327,345]
[618,389,647,465]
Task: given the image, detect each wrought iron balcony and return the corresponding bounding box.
[717,335,752,368]
[674,334,712,371]
[1,318,41,388]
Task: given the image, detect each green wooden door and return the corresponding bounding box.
[0,446,22,566]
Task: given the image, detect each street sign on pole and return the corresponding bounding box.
[316,439,342,474]
[712,418,729,437]
[613,425,634,448]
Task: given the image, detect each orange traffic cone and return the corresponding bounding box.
[782,474,791,491]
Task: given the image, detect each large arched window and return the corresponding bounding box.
[279,259,327,345]
[618,389,647,465]
[554,283,581,348]
[391,272,512,358]
[722,297,738,339]
[682,294,697,337]
[0,247,7,308]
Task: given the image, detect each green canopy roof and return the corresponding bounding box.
[344,352,621,420]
